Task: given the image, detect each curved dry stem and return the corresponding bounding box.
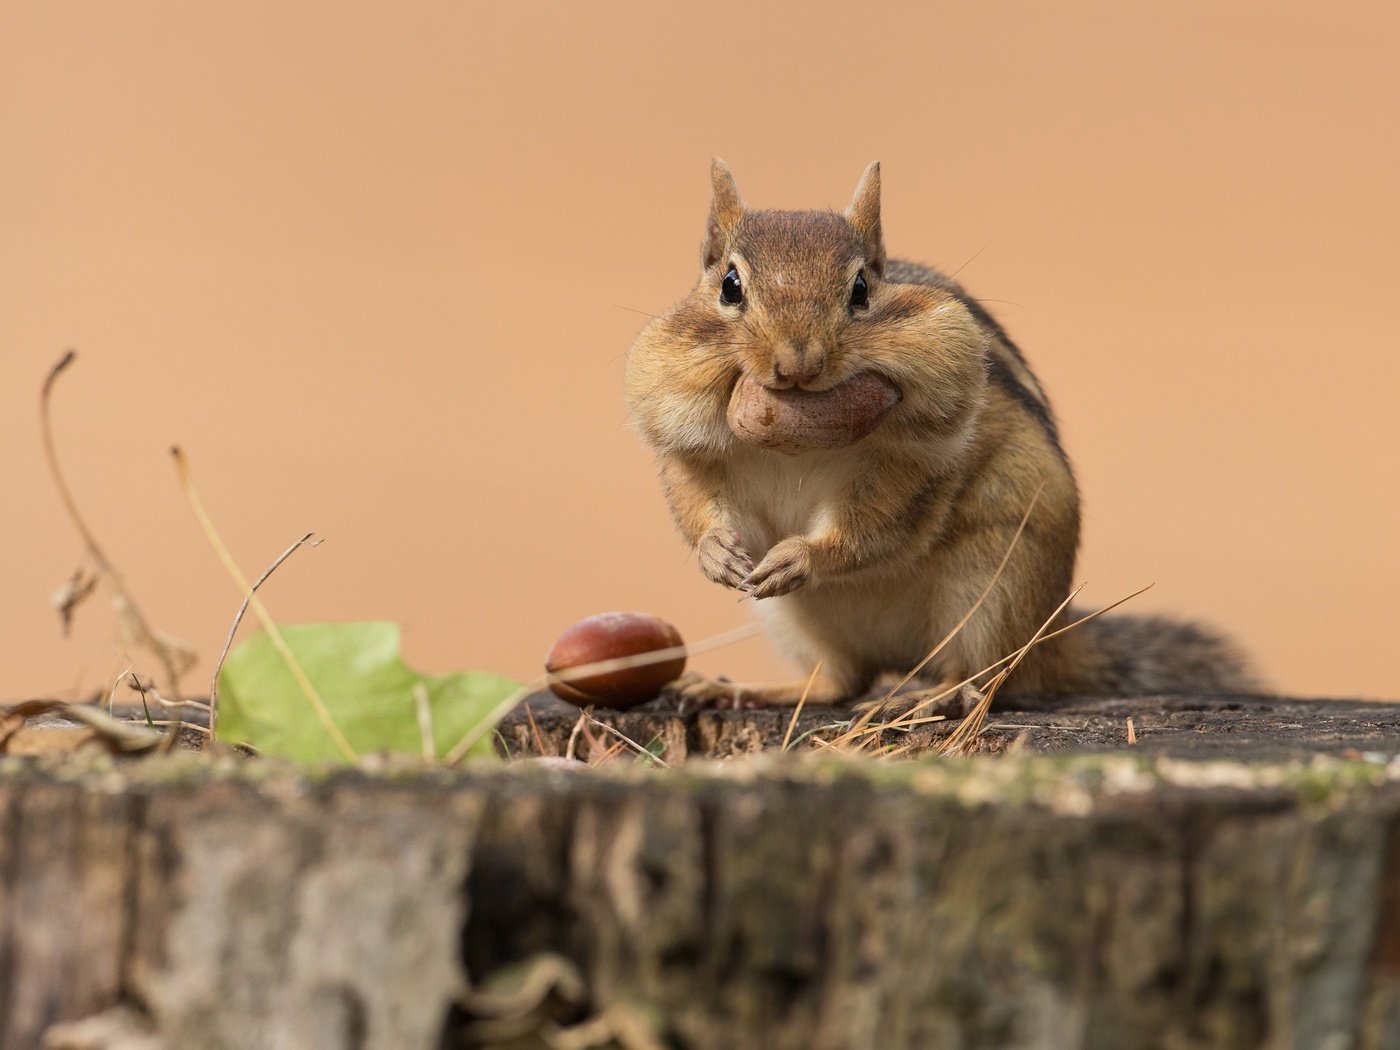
[207,532,321,742]
[172,447,356,763]
[41,351,194,699]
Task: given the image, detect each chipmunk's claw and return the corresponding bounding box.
[663,671,768,714]
[742,537,813,599]
[697,528,755,590]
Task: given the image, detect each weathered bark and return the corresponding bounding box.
[4,762,481,1050]
[5,740,1400,1050]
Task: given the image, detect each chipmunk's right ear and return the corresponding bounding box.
[703,157,744,269]
[846,161,885,277]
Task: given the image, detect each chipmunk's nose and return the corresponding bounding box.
[769,340,826,389]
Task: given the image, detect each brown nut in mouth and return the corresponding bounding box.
[726,371,903,452]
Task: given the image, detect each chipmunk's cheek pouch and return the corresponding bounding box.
[726,371,902,452]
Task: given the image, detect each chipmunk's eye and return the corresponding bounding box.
[849,270,869,311]
[720,265,744,306]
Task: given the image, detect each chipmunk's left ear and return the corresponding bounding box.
[703,158,745,270]
[846,161,885,277]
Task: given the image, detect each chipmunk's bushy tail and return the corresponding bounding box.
[1042,611,1262,698]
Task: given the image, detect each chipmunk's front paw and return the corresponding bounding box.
[742,537,813,599]
[696,527,754,589]
[663,671,767,714]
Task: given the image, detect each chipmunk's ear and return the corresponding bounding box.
[846,161,885,277]
[703,157,744,269]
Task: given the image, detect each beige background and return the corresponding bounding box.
[3,2,1397,703]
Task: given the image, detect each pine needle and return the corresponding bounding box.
[782,662,823,751]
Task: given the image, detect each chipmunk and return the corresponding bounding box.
[625,159,1257,708]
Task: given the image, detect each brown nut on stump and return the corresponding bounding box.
[726,370,901,452]
[545,612,686,708]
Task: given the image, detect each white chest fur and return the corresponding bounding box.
[723,444,869,553]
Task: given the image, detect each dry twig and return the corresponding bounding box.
[40,351,195,698]
[207,531,320,741]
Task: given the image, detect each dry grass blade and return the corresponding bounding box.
[543,622,762,691]
[830,681,967,748]
[933,678,1002,757]
[151,693,209,711]
[875,714,948,733]
[839,582,1156,747]
[565,712,586,761]
[842,684,987,745]
[105,663,137,719]
[524,702,547,756]
[783,721,857,752]
[172,447,357,763]
[41,352,195,698]
[935,582,1089,757]
[582,712,669,767]
[782,661,823,751]
[445,680,541,765]
[1017,583,1154,647]
[0,699,163,754]
[1126,717,1138,745]
[413,682,435,761]
[208,531,320,742]
[576,719,605,758]
[596,738,630,765]
[841,483,1045,741]
[883,482,1046,695]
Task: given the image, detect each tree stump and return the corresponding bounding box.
[5,694,1400,1049]
[498,691,1400,763]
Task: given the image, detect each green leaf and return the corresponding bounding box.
[217,621,521,763]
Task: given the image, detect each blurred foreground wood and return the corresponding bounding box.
[7,695,1400,1049]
